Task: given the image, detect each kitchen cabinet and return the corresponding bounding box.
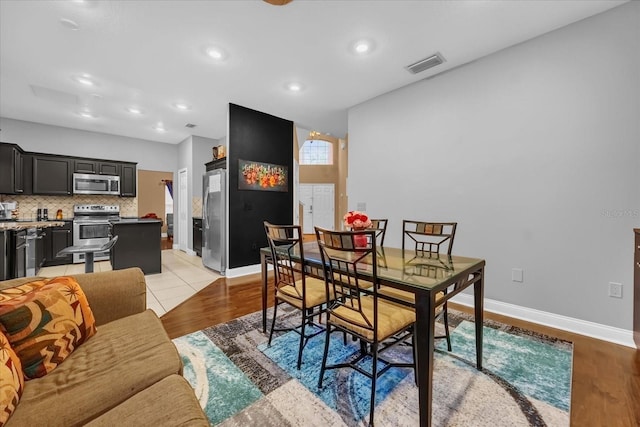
[0,143,25,194]
[120,163,137,197]
[193,218,203,257]
[43,222,73,266]
[0,231,6,280]
[111,220,161,274]
[33,155,72,195]
[74,159,121,176]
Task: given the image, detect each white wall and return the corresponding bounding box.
[177,136,193,251]
[0,117,178,171]
[347,2,639,330]
[192,135,217,198]
[177,135,219,251]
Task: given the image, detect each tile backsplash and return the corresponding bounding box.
[2,195,138,220]
[192,196,202,217]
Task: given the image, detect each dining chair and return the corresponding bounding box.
[379,220,458,351]
[315,226,415,427]
[402,220,457,256]
[369,219,388,247]
[263,222,330,369]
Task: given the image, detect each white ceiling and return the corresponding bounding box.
[0,0,627,145]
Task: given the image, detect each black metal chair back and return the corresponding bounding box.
[402,220,457,256]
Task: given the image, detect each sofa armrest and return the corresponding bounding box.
[70,268,147,326]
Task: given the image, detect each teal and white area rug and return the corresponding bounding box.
[173,307,572,426]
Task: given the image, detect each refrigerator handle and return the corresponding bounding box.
[203,189,209,230]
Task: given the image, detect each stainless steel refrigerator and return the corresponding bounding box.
[202,169,226,275]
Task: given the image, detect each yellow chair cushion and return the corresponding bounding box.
[378,286,446,308]
[277,277,330,309]
[330,296,415,341]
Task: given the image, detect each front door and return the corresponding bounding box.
[300,183,334,234]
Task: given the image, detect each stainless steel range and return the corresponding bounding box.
[72,204,120,264]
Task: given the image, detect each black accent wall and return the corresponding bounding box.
[228,104,293,269]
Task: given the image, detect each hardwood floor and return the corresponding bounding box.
[161,276,640,427]
[161,237,173,250]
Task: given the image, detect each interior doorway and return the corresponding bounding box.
[137,170,173,236]
[299,183,334,234]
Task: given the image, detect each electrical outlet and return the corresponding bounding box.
[511,268,523,283]
[608,282,623,298]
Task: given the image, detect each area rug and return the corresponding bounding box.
[173,307,572,426]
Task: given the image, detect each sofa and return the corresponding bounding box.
[0,268,209,427]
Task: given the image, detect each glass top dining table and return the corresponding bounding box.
[260,242,485,427]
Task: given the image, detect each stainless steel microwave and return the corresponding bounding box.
[73,173,120,195]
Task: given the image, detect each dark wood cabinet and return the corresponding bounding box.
[0,231,6,280]
[3,143,136,197]
[193,218,203,257]
[74,159,97,174]
[1,229,27,280]
[33,155,72,195]
[0,143,24,194]
[111,220,161,274]
[120,163,137,197]
[43,222,73,266]
[74,159,121,176]
[98,161,120,176]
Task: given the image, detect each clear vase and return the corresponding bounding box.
[352,228,368,248]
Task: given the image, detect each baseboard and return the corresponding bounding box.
[225,263,262,278]
[172,243,179,250]
[451,294,636,348]
[185,249,197,257]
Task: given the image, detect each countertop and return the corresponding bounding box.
[110,218,162,224]
[0,220,66,231]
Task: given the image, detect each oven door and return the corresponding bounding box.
[72,220,112,263]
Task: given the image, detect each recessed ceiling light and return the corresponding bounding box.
[78,110,96,119]
[153,124,167,132]
[351,39,375,55]
[286,82,303,92]
[205,46,227,61]
[73,74,96,86]
[126,106,143,115]
[173,102,192,111]
[59,18,79,30]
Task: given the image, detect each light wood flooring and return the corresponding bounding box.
[161,273,640,427]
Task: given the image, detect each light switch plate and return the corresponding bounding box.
[512,268,523,283]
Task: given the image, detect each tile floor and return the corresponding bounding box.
[38,249,220,317]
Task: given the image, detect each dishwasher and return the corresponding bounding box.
[25,227,45,277]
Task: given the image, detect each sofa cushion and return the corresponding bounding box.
[0,330,23,427]
[85,374,209,427]
[0,276,97,379]
[5,309,182,427]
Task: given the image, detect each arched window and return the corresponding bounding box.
[299,139,333,165]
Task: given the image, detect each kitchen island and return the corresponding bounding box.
[110,218,162,274]
[1,220,66,280]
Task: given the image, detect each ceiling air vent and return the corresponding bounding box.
[185,123,197,128]
[405,53,445,75]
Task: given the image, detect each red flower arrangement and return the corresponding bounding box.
[343,211,372,230]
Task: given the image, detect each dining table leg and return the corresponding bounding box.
[474,268,485,369]
[414,291,435,427]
